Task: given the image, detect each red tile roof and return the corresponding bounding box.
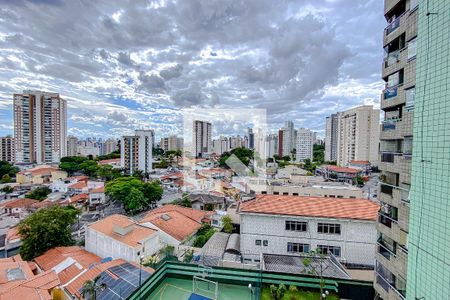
[349,160,370,165]
[34,246,101,272]
[142,204,207,223]
[98,158,120,165]
[240,195,379,221]
[326,165,360,174]
[88,214,157,248]
[69,193,89,203]
[18,166,61,176]
[1,198,39,209]
[90,186,105,193]
[5,227,21,243]
[68,182,87,189]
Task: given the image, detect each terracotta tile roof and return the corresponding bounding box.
[1,198,39,209]
[6,227,21,243]
[141,210,201,242]
[161,172,183,181]
[142,204,208,223]
[66,175,89,181]
[30,200,57,209]
[326,165,360,174]
[90,186,105,193]
[18,166,60,176]
[0,270,59,300]
[240,195,379,221]
[68,182,87,189]
[98,158,120,165]
[63,259,154,299]
[69,193,89,203]
[88,215,157,248]
[34,246,101,271]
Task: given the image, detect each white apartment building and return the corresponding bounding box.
[160,135,183,151]
[212,136,229,155]
[103,138,118,154]
[193,120,212,158]
[0,136,14,163]
[85,214,160,263]
[278,121,296,157]
[229,135,245,149]
[296,128,314,162]
[265,134,278,159]
[325,113,340,162]
[239,195,379,267]
[13,91,67,164]
[121,129,153,175]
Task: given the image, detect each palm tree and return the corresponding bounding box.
[81,276,106,300]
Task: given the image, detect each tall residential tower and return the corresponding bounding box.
[13,91,67,164]
[193,120,212,158]
[121,130,154,175]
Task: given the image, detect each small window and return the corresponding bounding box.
[318,223,341,235]
[261,191,267,194]
[407,38,417,60]
[317,245,341,257]
[292,193,299,196]
[273,192,279,195]
[255,240,261,246]
[285,220,308,232]
[405,87,415,111]
[287,242,310,253]
[283,192,289,195]
[263,240,269,247]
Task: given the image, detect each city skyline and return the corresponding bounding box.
[0,0,385,139]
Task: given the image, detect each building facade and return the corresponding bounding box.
[0,136,14,163]
[278,121,296,157]
[336,105,380,167]
[265,134,278,159]
[193,120,212,158]
[239,195,379,267]
[406,1,449,299]
[13,91,67,164]
[295,128,314,162]
[325,113,340,162]
[103,138,118,155]
[121,129,154,174]
[374,0,418,299]
[160,135,183,152]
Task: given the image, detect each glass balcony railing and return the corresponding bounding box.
[384,86,398,99]
[379,212,398,228]
[378,242,396,260]
[385,17,400,35]
[382,120,397,131]
[384,51,400,67]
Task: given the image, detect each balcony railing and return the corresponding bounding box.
[380,183,394,196]
[382,118,401,131]
[384,50,400,67]
[381,152,396,163]
[378,242,396,260]
[384,86,398,99]
[385,18,400,35]
[379,212,398,228]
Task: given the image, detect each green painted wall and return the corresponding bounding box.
[407,0,450,299]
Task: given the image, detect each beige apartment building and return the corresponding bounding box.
[121,130,154,175]
[13,91,67,164]
[0,136,14,163]
[374,0,418,299]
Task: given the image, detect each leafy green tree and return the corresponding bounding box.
[155,159,169,169]
[59,156,89,175]
[26,186,52,201]
[79,160,99,177]
[282,155,291,161]
[0,161,19,178]
[1,174,11,183]
[222,215,233,233]
[193,224,216,247]
[313,144,325,164]
[219,147,254,167]
[152,147,164,157]
[95,151,120,161]
[355,175,365,186]
[171,193,191,207]
[81,276,106,300]
[18,206,78,260]
[273,154,280,161]
[143,181,163,205]
[1,186,14,194]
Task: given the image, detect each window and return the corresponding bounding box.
[407,38,417,60]
[403,137,413,155]
[318,223,341,235]
[255,240,261,246]
[263,240,269,247]
[285,220,308,232]
[405,87,415,111]
[287,242,310,253]
[317,245,341,257]
[283,192,289,195]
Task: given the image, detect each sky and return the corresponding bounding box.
[0,0,385,140]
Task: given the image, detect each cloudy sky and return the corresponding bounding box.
[0,0,385,139]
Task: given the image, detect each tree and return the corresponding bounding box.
[26,186,52,201]
[1,186,14,194]
[219,147,254,168]
[171,193,191,208]
[193,224,215,247]
[152,147,164,157]
[313,144,325,164]
[81,276,106,300]
[0,161,19,178]
[105,177,163,214]
[355,175,365,186]
[1,174,11,183]
[302,249,329,300]
[273,154,280,161]
[282,155,291,161]
[79,160,99,177]
[18,206,78,260]
[222,215,233,233]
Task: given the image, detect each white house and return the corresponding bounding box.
[239,195,379,267]
[85,214,160,263]
[89,186,106,206]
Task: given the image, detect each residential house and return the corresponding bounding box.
[85,214,159,263]
[50,176,88,193]
[239,194,379,267]
[189,193,226,211]
[140,205,210,253]
[316,165,362,184]
[16,166,67,185]
[1,198,38,217]
[89,186,106,207]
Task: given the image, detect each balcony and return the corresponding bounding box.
[383,86,398,100]
[384,11,408,46]
[380,183,394,196]
[375,270,406,300]
[379,213,397,228]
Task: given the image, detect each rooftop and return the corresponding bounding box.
[239,194,379,221]
[89,214,157,248]
[326,166,360,174]
[34,246,101,272]
[1,198,39,209]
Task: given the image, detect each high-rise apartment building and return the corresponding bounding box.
[374,0,418,299]
[121,130,153,174]
[406,2,449,299]
[193,120,212,158]
[160,135,183,152]
[247,128,254,149]
[278,121,296,157]
[212,136,229,155]
[336,105,380,167]
[0,136,14,163]
[13,91,67,164]
[265,134,278,159]
[295,128,314,162]
[325,113,341,162]
[103,138,119,155]
[67,136,78,157]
